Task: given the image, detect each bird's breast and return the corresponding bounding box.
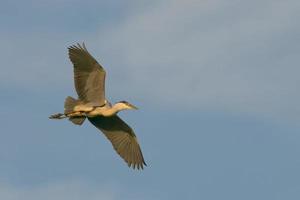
[86,106,116,117]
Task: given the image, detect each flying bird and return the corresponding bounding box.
[50,43,146,170]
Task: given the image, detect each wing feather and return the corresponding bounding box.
[68,43,106,106]
[88,115,146,170]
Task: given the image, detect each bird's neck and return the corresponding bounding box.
[102,103,127,116]
[112,103,128,112]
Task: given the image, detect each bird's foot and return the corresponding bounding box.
[49,113,67,119]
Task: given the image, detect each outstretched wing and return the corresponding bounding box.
[88,115,147,170]
[68,43,106,106]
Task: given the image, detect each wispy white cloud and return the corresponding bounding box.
[1,0,300,120]
[0,180,116,200]
[95,0,300,119]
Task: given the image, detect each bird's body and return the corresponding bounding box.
[79,103,114,117]
[50,43,146,170]
[52,99,136,118]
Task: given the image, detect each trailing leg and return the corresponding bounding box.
[49,113,67,119]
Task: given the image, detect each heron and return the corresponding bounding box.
[49,43,146,170]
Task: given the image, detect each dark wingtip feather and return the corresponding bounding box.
[68,42,86,51]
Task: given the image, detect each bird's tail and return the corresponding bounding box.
[64,96,79,113]
[69,116,86,125]
[64,96,86,125]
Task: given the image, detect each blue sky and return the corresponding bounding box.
[1,0,300,199]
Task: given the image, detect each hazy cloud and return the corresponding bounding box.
[0,180,116,200]
[96,0,300,119]
[1,0,299,120]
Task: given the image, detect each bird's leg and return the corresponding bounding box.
[49,111,85,120]
[67,111,85,117]
[49,113,67,119]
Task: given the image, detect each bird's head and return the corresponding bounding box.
[115,101,138,111]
